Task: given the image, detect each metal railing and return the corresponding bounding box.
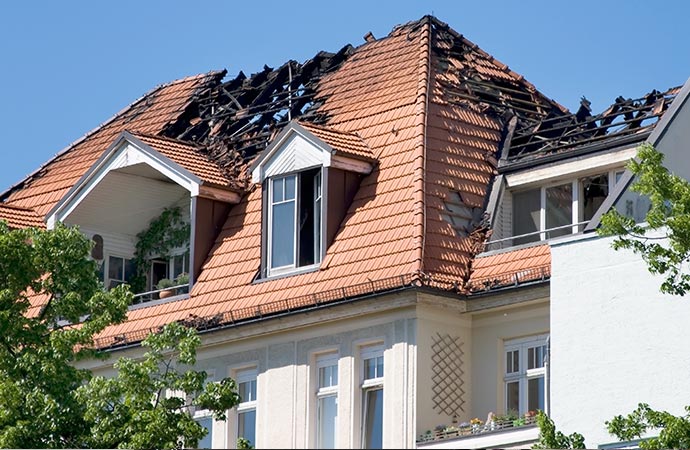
[131,283,190,305]
[417,413,538,444]
[484,221,590,251]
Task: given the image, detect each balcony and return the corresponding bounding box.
[417,414,538,449]
[131,282,190,307]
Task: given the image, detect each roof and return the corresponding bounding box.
[129,132,231,187]
[296,121,375,162]
[0,204,45,229]
[84,16,566,348]
[0,71,225,217]
[5,16,581,349]
[504,85,681,168]
[467,244,550,293]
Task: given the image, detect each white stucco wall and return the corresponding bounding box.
[551,233,690,447]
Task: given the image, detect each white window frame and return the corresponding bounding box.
[266,168,323,277]
[511,168,624,242]
[105,253,135,289]
[504,334,548,415]
[315,353,339,449]
[361,344,384,449]
[235,368,257,449]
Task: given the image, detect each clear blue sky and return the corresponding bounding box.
[1,0,688,192]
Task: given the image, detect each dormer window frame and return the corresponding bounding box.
[266,167,324,277]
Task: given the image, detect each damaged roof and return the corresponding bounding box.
[2,15,609,348]
[503,85,681,168]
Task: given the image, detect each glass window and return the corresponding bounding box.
[512,188,541,245]
[580,173,609,224]
[107,255,135,289]
[236,369,257,448]
[363,388,383,449]
[316,354,338,449]
[504,335,548,415]
[195,416,213,449]
[270,175,296,269]
[361,345,384,449]
[267,168,323,276]
[545,183,572,239]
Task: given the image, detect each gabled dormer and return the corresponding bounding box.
[250,121,376,279]
[46,131,241,305]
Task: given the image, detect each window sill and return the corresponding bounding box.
[254,263,321,284]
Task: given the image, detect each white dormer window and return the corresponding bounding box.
[268,169,322,275]
[251,121,375,280]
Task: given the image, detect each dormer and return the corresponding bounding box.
[46,131,241,305]
[251,121,375,278]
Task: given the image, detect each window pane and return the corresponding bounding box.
[545,183,572,238]
[108,256,123,281]
[271,201,295,268]
[364,356,383,380]
[319,364,338,388]
[581,173,609,223]
[507,381,520,413]
[284,175,296,200]
[506,349,519,373]
[272,177,284,202]
[318,395,337,449]
[196,416,213,449]
[528,345,545,370]
[124,258,136,283]
[528,376,545,411]
[513,189,540,245]
[239,379,256,403]
[364,388,383,449]
[238,409,256,447]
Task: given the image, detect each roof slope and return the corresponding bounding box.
[88,17,567,348]
[1,72,225,216]
[0,204,45,229]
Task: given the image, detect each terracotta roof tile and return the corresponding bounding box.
[0,204,44,229]
[467,245,551,292]
[296,122,376,162]
[130,132,231,187]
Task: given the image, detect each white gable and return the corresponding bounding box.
[263,133,330,179]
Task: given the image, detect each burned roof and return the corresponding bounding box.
[502,85,681,168]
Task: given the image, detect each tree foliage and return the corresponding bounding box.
[533,410,586,449]
[78,321,240,449]
[0,222,239,448]
[598,143,690,296]
[0,222,130,448]
[607,403,690,449]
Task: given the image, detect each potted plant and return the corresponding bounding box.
[156,278,176,298]
[175,272,189,294]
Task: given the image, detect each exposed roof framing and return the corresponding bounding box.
[161,45,355,185]
[504,86,681,166]
[430,19,569,132]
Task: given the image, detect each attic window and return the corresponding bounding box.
[268,168,322,275]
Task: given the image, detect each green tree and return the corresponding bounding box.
[607,403,690,449]
[598,143,690,296]
[78,321,240,449]
[533,410,586,449]
[0,222,239,448]
[0,222,130,447]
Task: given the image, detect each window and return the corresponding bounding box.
[267,168,322,276]
[195,416,213,449]
[106,255,135,289]
[504,335,548,414]
[149,250,190,291]
[511,169,622,245]
[316,354,338,449]
[361,345,384,449]
[236,368,257,448]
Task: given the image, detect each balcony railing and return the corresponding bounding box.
[131,283,190,306]
[417,413,538,444]
[483,221,590,252]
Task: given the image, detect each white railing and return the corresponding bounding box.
[484,221,590,251]
[131,283,190,305]
[417,413,538,444]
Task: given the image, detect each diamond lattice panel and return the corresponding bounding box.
[431,333,465,416]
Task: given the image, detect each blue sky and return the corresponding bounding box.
[1,0,688,192]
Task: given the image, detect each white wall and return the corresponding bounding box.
[551,233,690,447]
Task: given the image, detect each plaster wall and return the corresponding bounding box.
[551,233,690,447]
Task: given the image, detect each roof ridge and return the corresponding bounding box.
[0,70,225,205]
